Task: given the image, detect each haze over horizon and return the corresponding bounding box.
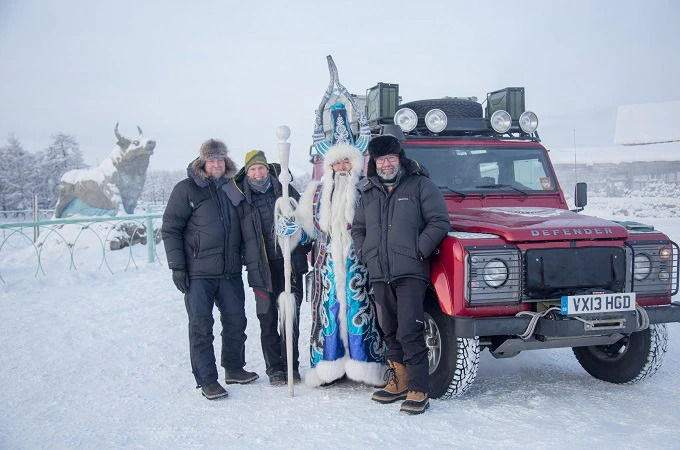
[1,0,678,174]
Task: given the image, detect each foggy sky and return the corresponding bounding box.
[1,0,678,174]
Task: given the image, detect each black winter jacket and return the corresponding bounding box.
[161,158,242,279]
[351,157,450,283]
[225,163,310,292]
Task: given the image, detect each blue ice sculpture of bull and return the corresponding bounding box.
[54,124,156,217]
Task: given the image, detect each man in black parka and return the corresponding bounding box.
[225,150,310,385]
[351,135,450,414]
[162,139,258,400]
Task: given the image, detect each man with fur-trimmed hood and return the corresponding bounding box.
[162,139,259,401]
[294,143,387,387]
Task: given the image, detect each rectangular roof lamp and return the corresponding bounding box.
[486,87,526,121]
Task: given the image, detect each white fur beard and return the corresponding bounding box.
[329,173,354,261]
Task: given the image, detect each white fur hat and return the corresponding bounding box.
[323,143,364,178]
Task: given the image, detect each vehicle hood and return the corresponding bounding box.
[450,207,629,242]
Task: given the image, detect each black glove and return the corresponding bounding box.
[172,270,189,294]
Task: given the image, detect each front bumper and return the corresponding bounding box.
[451,303,680,338]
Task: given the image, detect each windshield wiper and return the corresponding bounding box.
[438,186,467,198]
[475,183,529,197]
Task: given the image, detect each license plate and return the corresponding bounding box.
[560,292,636,315]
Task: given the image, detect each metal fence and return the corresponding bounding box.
[0,210,164,283]
[0,209,55,223]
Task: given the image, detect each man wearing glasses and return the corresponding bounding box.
[351,135,449,414]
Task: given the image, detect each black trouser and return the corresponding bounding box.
[254,259,302,376]
[184,276,247,387]
[372,277,429,393]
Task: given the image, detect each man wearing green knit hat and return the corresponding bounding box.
[225,150,310,385]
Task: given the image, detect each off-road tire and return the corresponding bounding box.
[424,300,480,399]
[400,98,483,119]
[572,323,668,384]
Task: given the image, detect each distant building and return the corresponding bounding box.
[552,100,680,197]
[554,156,680,197]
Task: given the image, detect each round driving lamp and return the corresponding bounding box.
[483,259,509,288]
[519,111,539,133]
[394,108,418,132]
[634,253,651,281]
[490,110,512,134]
[425,109,447,133]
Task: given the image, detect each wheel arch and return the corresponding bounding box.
[429,258,456,316]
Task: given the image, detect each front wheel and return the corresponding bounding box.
[572,323,668,384]
[424,301,480,399]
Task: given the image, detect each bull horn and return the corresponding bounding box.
[137,126,143,135]
[114,122,131,147]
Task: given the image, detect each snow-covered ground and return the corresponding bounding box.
[2,210,680,449]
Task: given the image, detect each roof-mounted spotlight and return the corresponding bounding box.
[490,110,511,134]
[394,107,418,132]
[519,111,539,134]
[425,109,447,133]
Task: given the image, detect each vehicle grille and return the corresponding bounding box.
[523,247,627,300]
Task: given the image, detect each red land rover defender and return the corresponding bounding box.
[310,84,680,399]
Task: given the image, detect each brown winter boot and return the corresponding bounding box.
[400,391,430,414]
[371,361,409,404]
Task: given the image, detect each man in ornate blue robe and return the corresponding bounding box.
[296,143,387,387]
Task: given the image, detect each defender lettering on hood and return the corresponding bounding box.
[530,227,615,238]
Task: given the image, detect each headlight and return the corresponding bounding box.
[465,249,520,305]
[483,259,508,287]
[659,246,672,259]
[394,108,418,132]
[634,253,651,280]
[519,111,538,133]
[425,109,447,133]
[490,110,511,133]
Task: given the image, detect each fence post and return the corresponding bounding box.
[33,194,39,242]
[146,205,155,263]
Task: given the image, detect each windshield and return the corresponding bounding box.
[404,145,558,194]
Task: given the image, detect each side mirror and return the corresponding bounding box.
[574,182,587,211]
